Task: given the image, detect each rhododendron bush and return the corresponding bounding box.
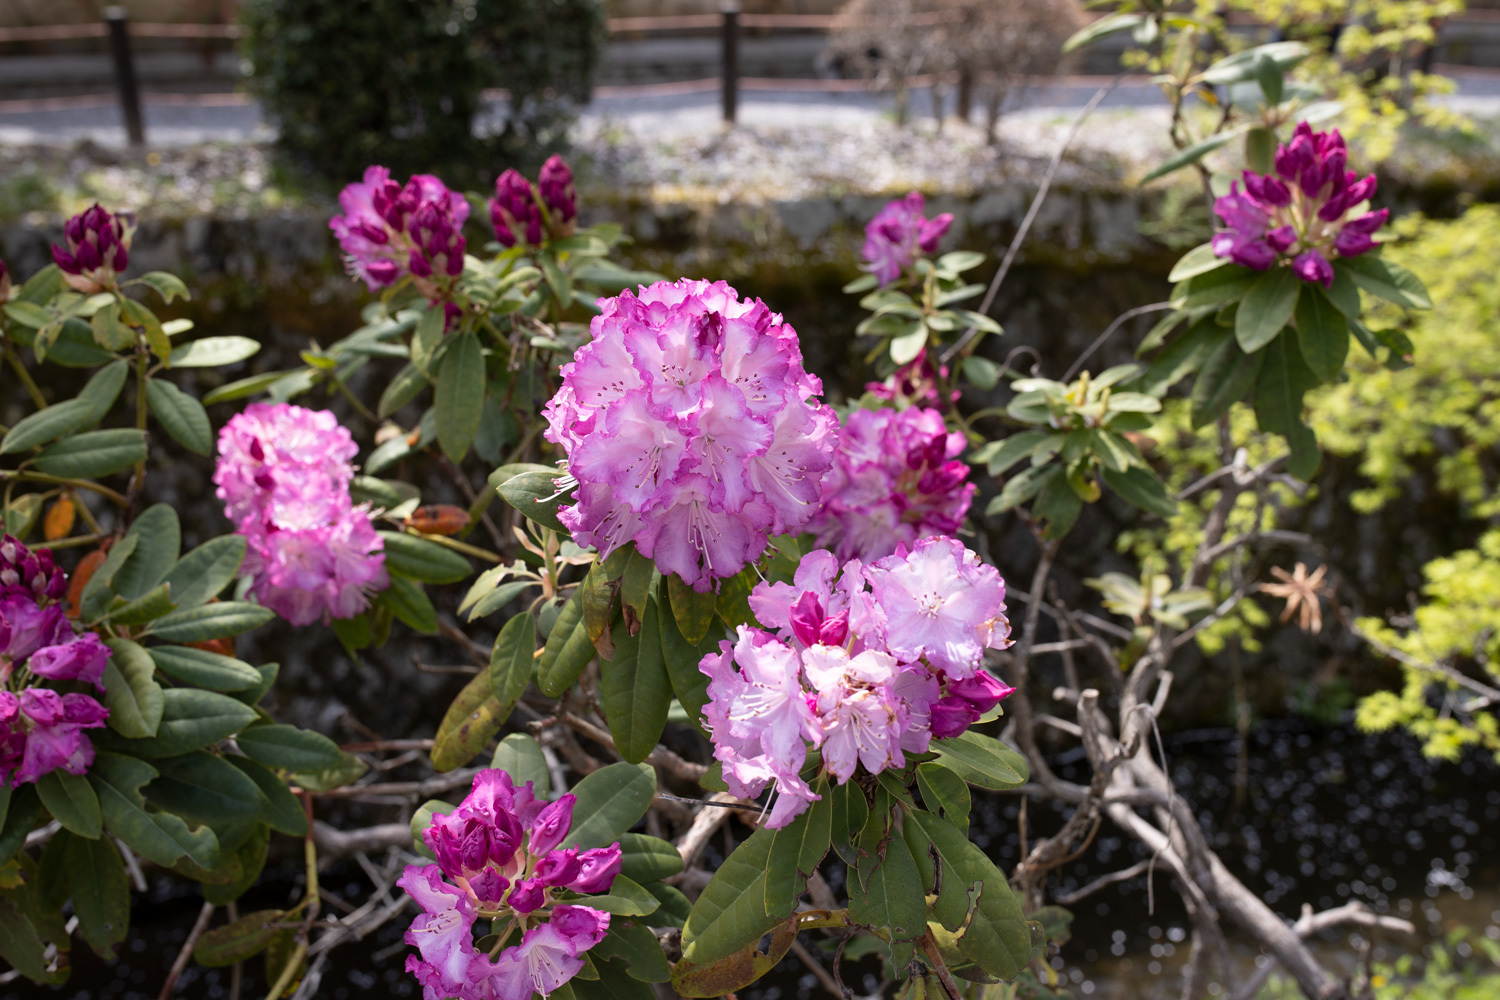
[0,30,1440,1000]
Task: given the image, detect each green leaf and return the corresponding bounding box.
[235,725,343,772]
[167,335,259,367]
[1167,243,1228,283]
[582,550,627,658]
[666,574,716,645]
[565,762,656,850]
[986,464,1059,516]
[971,430,1050,477]
[378,531,472,583]
[0,852,69,984]
[230,661,279,707]
[202,369,300,406]
[90,752,219,869]
[37,770,102,839]
[163,535,246,609]
[1200,40,1308,84]
[1338,253,1432,310]
[714,566,757,632]
[1252,333,1322,480]
[765,780,832,917]
[411,304,448,376]
[491,734,549,797]
[289,750,367,793]
[203,823,271,905]
[431,669,509,772]
[116,503,181,600]
[496,471,570,533]
[660,582,719,730]
[1323,266,1362,318]
[1034,470,1084,539]
[378,362,429,418]
[32,428,146,478]
[489,611,537,709]
[537,591,596,698]
[916,761,971,834]
[144,751,271,822]
[104,583,176,625]
[889,326,928,365]
[933,731,1030,790]
[1245,124,1277,173]
[64,831,130,959]
[572,875,660,916]
[1294,284,1349,382]
[1172,265,1258,311]
[225,757,307,837]
[150,602,275,642]
[1190,335,1264,429]
[0,786,40,867]
[619,547,654,636]
[849,825,925,968]
[570,961,659,1000]
[81,534,138,620]
[435,330,485,461]
[642,881,692,928]
[1139,317,1221,396]
[1102,466,1177,518]
[194,908,285,967]
[617,833,685,884]
[1063,10,1145,52]
[1236,267,1301,353]
[0,397,95,454]
[1142,130,1241,183]
[149,646,261,692]
[145,378,213,455]
[378,575,439,633]
[101,638,164,738]
[829,781,869,866]
[127,688,258,758]
[600,599,671,764]
[593,923,673,983]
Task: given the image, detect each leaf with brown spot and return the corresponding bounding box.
[671,918,799,998]
[431,670,510,772]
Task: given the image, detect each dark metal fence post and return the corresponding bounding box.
[104,6,146,147]
[721,0,740,124]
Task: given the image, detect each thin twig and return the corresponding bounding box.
[159,901,215,1000]
[790,939,844,999]
[1062,302,1174,382]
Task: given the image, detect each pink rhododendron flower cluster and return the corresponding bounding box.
[544,278,839,591]
[810,406,976,562]
[1212,122,1388,288]
[399,768,619,1000]
[700,536,1013,827]
[214,403,388,627]
[51,203,135,294]
[862,192,954,286]
[329,167,469,299]
[0,535,110,788]
[490,155,578,248]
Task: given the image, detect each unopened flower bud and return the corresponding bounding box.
[538,155,578,238]
[52,204,134,294]
[490,170,543,248]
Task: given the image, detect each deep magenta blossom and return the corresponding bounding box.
[51,203,134,294]
[330,167,469,298]
[537,155,578,236]
[862,192,954,286]
[544,279,839,591]
[214,403,388,626]
[1211,122,1388,288]
[401,769,618,1000]
[810,406,977,562]
[489,170,544,248]
[702,540,1013,827]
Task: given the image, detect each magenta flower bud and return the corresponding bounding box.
[538,154,578,234]
[549,902,612,950]
[947,670,1015,714]
[789,591,828,650]
[533,847,582,888]
[1292,250,1335,288]
[1242,171,1291,208]
[51,203,134,294]
[1265,225,1296,253]
[490,169,543,248]
[929,696,979,740]
[917,212,953,254]
[568,845,623,894]
[528,794,576,857]
[466,868,510,908]
[1333,209,1387,258]
[507,876,547,914]
[27,632,110,691]
[1343,173,1377,206]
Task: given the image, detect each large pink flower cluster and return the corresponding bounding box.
[399,769,620,1000]
[700,537,1014,827]
[810,406,976,562]
[329,167,469,299]
[544,279,839,591]
[214,403,388,627]
[1212,122,1388,288]
[0,535,110,788]
[862,192,953,286]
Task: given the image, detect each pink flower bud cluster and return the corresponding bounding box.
[490,154,579,248]
[213,403,388,627]
[1212,122,1388,288]
[51,203,135,294]
[329,166,469,298]
[810,406,977,563]
[0,536,110,788]
[865,348,959,410]
[544,279,839,592]
[399,769,620,1000]
[862,191,954,286]
[700,537,1014,828]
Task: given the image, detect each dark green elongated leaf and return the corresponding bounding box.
[582,551,626,659]
[145,378,213,455]
[230,661,279,707]
[37,770,102,838]
[102,584,175,626]
[489,611,537,706]
[225,756,308,837]
[848,826,925,968]
[667,573,716,645]
[204,823,271,905]
[378,531,472,583]
[194,908,285,967]
[1236,267,1301,353]
[123,688,256,757]
[914,809,1029,980]
[432,669,509,772]
[571,960,659,1000]
[163,535,246,609]
[202,369,300,406]
[715,566,757,632]
[916,761,971,834]
[90,752,219,869]
[600,600,670,764]
[138,270,191,304]
[491,734,549,797]
[435,330,485,461]
[1142,129,1241,183]
[0,397,94,454]
[378,362,429,418]
[765,780,832,917]
[235,725,342,772]
[1173,264,1259,311]
[379,575,438,634]
[33,428,147,478]
[1294,285,1350,382]
[659,582,719,732]
[467,579,538,622]
[642,881,692,928]
[619,547,654,636]
[571,875,660,916]
[168,335,259,368]
[1190,335,1264,429]
[594,923,673,983]
[80,533,137,621]
[101,638,164,738]
[1034,470,1084,540]
[1102,466,1177,518]
[496,471,570,533]
[1252,333,1322,481]
[986,464,1059,516]
[0,878,68,984]
[144,751,270,822]
[0,786,40,867]
[829,780,870,866]
[115,503,181,600]
[1139,317,1222,396]
[971,430,1050,477]
[149,646,261,692]
[1323,266,1362,318]
[64,831,129,959]
[537,591,595,698]
[565,762,656,851]
[617,833,684,884]
[1338,254,1432,310]
[933,731,1030,790]
[150,602,274,642]
[1167,244,1228,284]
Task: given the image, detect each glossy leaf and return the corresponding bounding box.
[765,779,831,917]
[537,591,596,698]
[617,833,685,884]
[619,547,654,636]
[829,780,870,866]
[194,908,285,967]
[36,769,102,839]
[496,471,569,532]
[491,734,550,798]
[1138,317,1221,396]
[145,751,271,822]
[114,504,181,600]
[236,724,343,772]
[933,731,1030,790]
[660,582,719,730]
[594,923,672,983]
[1102,466,1177,518]
[1294,284,1350,382]
[150,602,274,642]
[1142,130,1240,183]
[435,330,485,460]
[33,428,147,479]
[127,688,258,758]
[145,378,213,455]
[600,599,670,764]
[101,638,164,738]
[1236,267,1301,353]
[378,530,472,583]
[1338,254,1432,310]
[849,824,925,968]
[666,574,716,645]
[916,761,971,834]
[1252,332,1322,480]
[90,752,219,869]
[431,669,509,772]
[565,762,656,851]
[0,397,94,454]
[163,535,246,609]
[1190,335,1264,429]
[489,611,537,707]
[571,875,659,916]
[148,646,262,692]
[64,831,130,959]
[225,757,308,837]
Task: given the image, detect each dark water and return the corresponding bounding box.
[11,719,1496,1000]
